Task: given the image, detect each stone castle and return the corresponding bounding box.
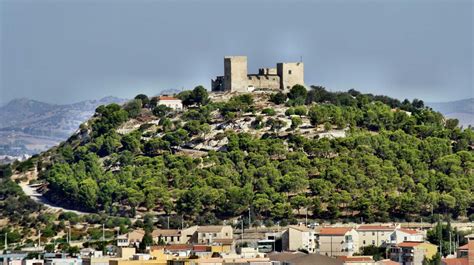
[211,56,304,92]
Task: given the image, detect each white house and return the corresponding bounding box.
[390,228,424,244]
[156,96,183,110]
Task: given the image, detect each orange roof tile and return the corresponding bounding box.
[357,225,396,231]
[397,241,423,247]
[193,245,211,252]
[319,227,353,236]
[165,244,192,251]
[442,258,468,265]
[337,256,374,262]
[458,244,468,250]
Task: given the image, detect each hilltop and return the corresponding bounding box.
[1,85,473,241]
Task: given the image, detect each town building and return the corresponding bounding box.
[0,254,28,265]
[466,233,474,265]
[154,96,183,111]
[117,226,232,247]
[194,226,233,245]
[22,259,44,265]
[281,225,317,253]
[318,227,359,257]
[441,258,469,265]
[457,243,468,258]
[151,229,183,245]
[44,258,82,265]
[390,228,424,244]
[388,241,437,265]
[356,225,397,248]
[211,56,304,93]
[117,230,146,248]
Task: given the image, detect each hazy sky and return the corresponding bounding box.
[0,0,473,105]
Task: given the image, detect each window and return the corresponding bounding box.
[372,232,375,236]
[363,240,366,245]
[372,240,375,245]
[288,70,292,74]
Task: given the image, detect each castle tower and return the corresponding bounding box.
[277,62,304,91]
[223,56,248,92]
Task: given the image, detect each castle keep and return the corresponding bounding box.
[211,56,304,92]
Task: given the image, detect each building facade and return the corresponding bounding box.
[389,241,437,265]
[356,225,397,249]
[318,227,359,257]
[390,229,424,244]
[211,56,304,93]
[282,225,317,253]
[155,96,183,111]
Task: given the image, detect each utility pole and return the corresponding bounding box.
[4,232,7,251]
[305,207,308,227]
[181,214,184,230]
[67,226,71,244]
[167,216,170,229]
[102,224,105,241]
[248,208,251,230]
[241,216,244,243]
[38,230,41,247]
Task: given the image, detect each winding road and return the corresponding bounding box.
[19,181,89,215]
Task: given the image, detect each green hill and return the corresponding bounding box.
[2,85,473,228]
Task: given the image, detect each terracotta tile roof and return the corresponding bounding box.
[319,227,353,236]
[193,245,211,252]
[337,256,374,262]
[378,259,400,265]
[165,244,192,251]
[442,258,468,265]
[397,241,423,247]
[357,225,396,231]
[458,244,468,250]
[398,228,420,235]
[158,96,179,101]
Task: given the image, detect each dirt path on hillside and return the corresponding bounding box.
[13,170,89,215]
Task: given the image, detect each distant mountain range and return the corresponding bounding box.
[0,96,127,157]
[427,98,474,127]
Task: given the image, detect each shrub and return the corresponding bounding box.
[262,108,276,116]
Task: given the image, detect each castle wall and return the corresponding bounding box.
[247,75,280,90]
[224,56,248,92]
[277,62,304,91]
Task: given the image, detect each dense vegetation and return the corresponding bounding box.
[11,85,474,225]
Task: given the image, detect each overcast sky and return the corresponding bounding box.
[0,0,472,105]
